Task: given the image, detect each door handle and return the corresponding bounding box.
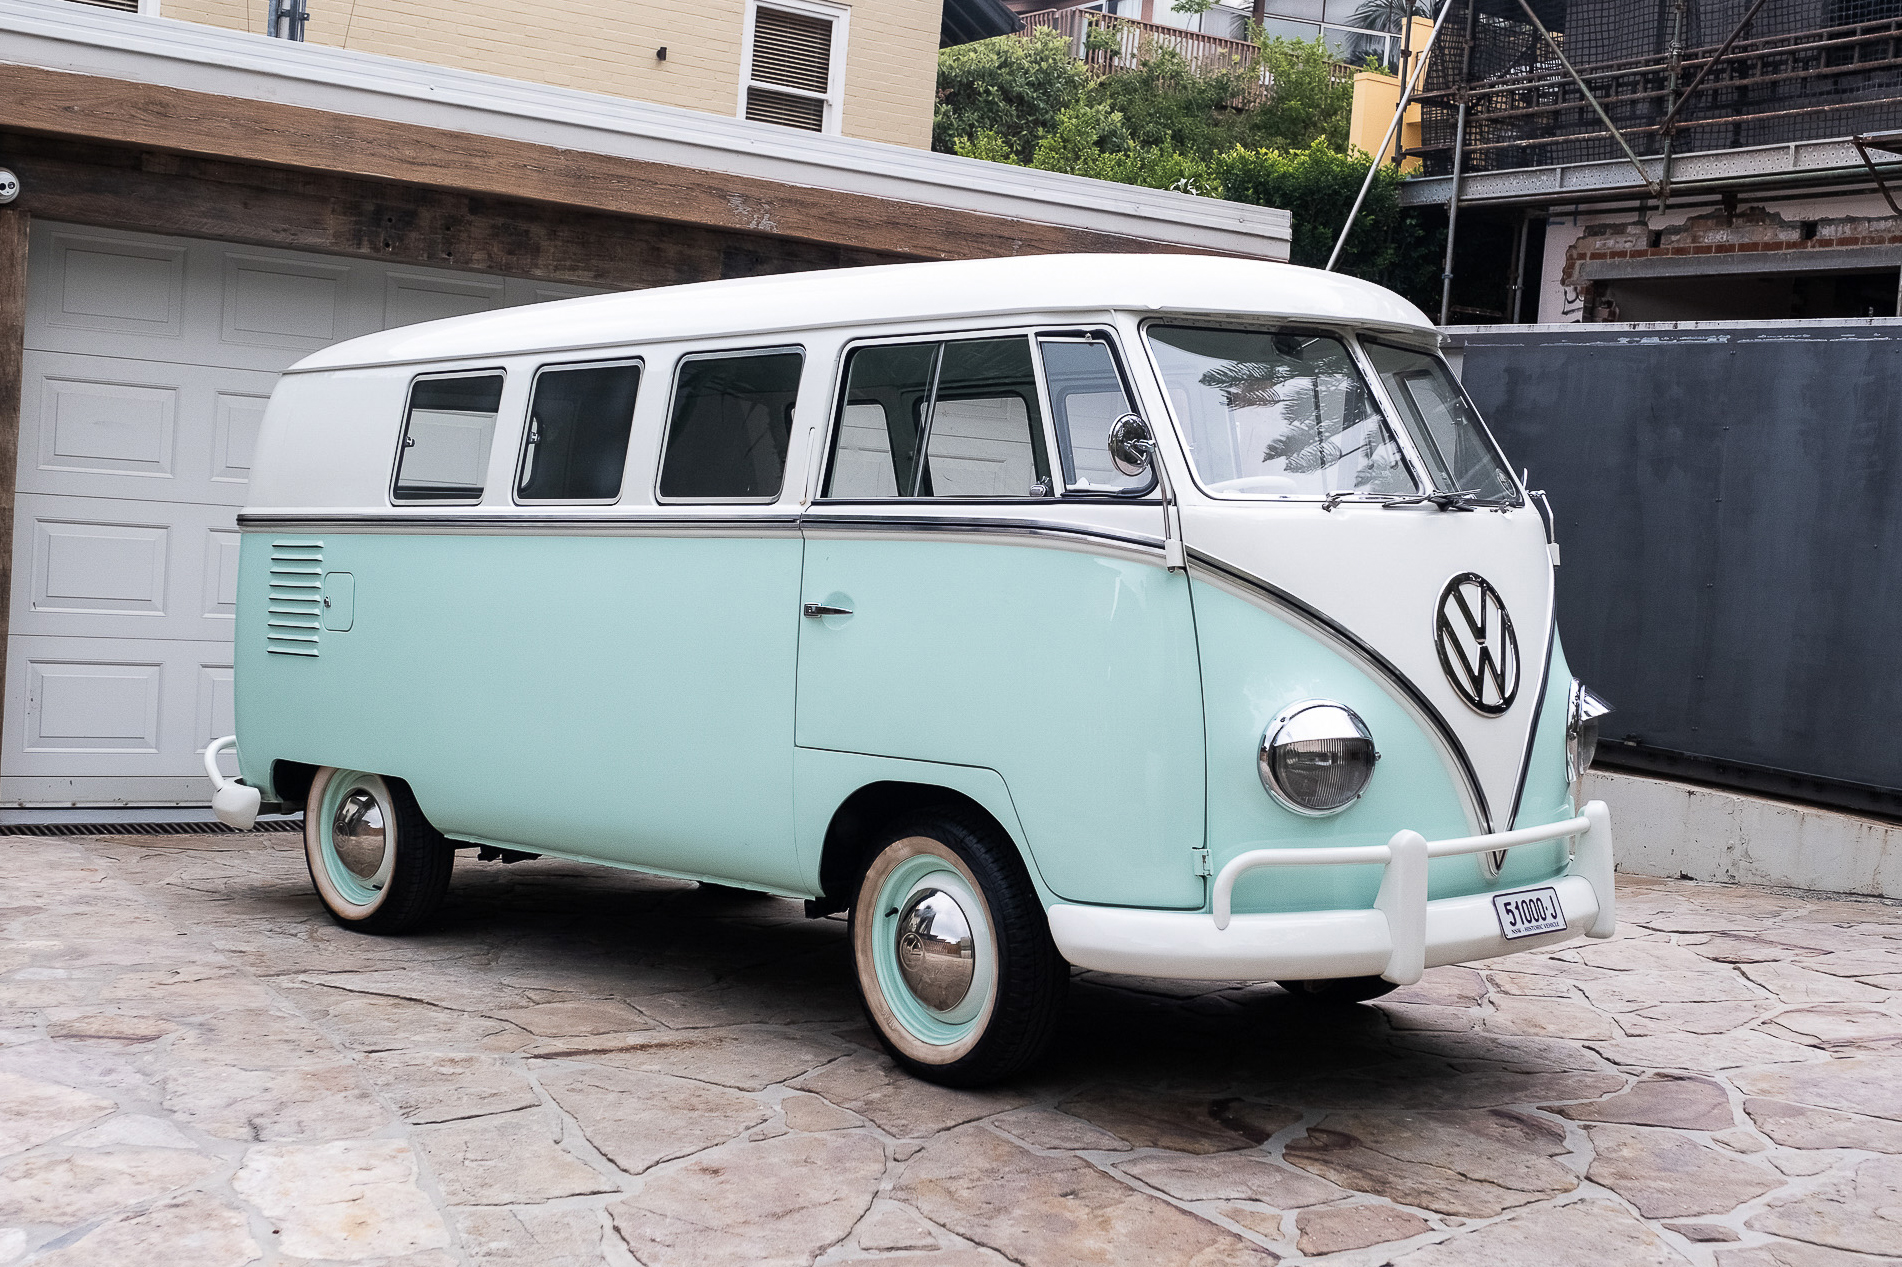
[802,602,853,618]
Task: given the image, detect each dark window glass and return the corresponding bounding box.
[825,342,935,498]
[517,363,641,502]
[824,336,1050,499]
[393,374,504,503]
[1361,340,1518,503]
[658,351,803,500]
[1039,337,1151,495]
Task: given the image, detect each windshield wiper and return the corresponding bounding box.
[1376,488,1493,512]
[1321,490,1422,512]
[1321,489,1511,512]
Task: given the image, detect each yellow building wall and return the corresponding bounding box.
[156,0,940,149]
[1346,15,1431,173]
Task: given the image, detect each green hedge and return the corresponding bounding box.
[934,30,1445,311]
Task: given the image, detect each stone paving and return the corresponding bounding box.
[1,831,1900,1266]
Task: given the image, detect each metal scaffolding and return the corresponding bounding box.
[1410,0,1902,180]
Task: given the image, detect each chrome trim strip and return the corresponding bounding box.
[1506,608,1559,829]
[1186,547,1494,834]
[239,511,1167,557]
[239,513,805,534]
[800,513,1162,555]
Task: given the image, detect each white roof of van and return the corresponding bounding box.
[292,253,1437,373]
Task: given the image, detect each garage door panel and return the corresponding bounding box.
[212,390,268,485]
[506,278,606,306]
[385,271,506,328]
[203,529,242,621]
[25,657,163,754]
[22,350,276,506]
[12,494,242,644]
[221,252,353,351]
[32,517,169,617]
[37,374,178,480]
[30,229,188,342]
[3,634,236,786]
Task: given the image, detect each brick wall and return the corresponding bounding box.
[1563,205,1902,290]
[160,0,938,149]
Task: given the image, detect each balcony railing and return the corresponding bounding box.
[1018,7,1358,99]
[1020,8,1262,79]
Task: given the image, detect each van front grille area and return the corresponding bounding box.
[267,539,324,657]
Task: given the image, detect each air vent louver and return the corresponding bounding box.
[267,539,323,657]
[751,8,831,93]
[745,7,831,132]
[745,88,826,131]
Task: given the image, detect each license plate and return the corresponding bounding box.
[1493,886,1567,940]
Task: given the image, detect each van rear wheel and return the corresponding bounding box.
[304,767,453,934]
[850,812,1066,1087]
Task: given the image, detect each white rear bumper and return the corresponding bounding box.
[1047,801,1614,983]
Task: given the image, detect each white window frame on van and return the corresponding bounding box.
[512,357,645,508]
[654,344,807,506]
[389,367,508,508]
[815,325,1085,505]
[737,0,851,136]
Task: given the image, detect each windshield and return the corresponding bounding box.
[1361,339,1518,503]
[1145,325,1417,499]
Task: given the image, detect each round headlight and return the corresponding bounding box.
[1259,701,1378,816]
[1566,681,1612,784]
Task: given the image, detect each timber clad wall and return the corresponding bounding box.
[157,0,941,149]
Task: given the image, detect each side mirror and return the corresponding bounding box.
[1107,413,1155,478]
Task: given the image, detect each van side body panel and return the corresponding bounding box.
[795,536,1206,910]
[235,528,806,891]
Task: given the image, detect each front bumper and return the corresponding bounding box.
[1047,801,1613,984]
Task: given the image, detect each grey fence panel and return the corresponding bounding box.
[1450,322,1902,817]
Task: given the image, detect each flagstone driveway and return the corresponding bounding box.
[1,829,1899,1266]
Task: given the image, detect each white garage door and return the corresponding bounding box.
[7,221,603,807]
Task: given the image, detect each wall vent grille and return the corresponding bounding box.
[745,7,832,132]
[267,539,323,657]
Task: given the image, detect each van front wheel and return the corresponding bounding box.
[304,767,454,934]
[850,813,1066,1087]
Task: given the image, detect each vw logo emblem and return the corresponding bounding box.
[1435,573,1519,716]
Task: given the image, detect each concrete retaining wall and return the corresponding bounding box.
[1586,769,1902,899]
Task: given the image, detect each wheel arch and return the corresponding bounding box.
[271,759,319,809]
[816,779,1037,912]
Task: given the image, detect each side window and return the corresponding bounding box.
[824,335,1050,499]
[828,342,934,499]
[1038,336,1152,495]
[517,361,642,503]
[657,350,803,501]
[393,373,504,504]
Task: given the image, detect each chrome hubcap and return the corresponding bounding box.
[332,788,389,887]
[894,887,975,1012]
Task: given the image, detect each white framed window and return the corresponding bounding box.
[739,0,849,135]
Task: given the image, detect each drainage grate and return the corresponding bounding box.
[0,819,304,837]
